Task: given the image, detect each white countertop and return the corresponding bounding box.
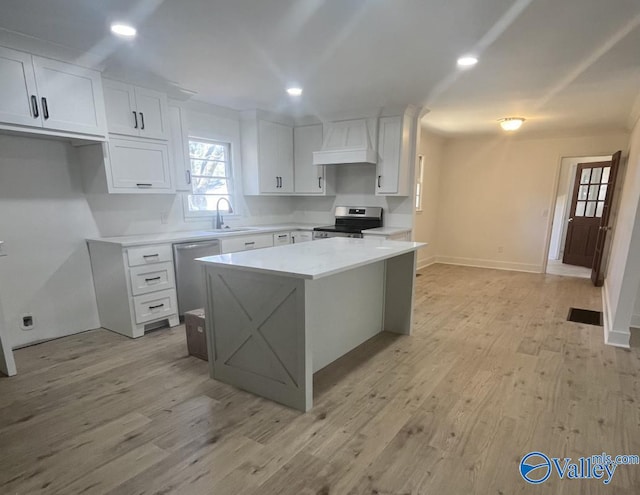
[86,224,321,247]
[363,226,412,236]
[196,237,426,280]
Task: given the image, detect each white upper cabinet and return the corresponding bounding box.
[0,46,106,138]
[241,111,294,195]
[103,79,169,140]
[107,137,173,193]
[258,119,294,193]
[0,46,40,127]
[294,124,334,195]
[376,111,416,196]
[32,56,107,136]
[168,103,191,191]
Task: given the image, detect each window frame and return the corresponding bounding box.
[182,136,238,219]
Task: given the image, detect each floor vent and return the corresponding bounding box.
[567,308,603,326]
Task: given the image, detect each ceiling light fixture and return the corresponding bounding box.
[457,55,478,68]
[499,117,525,131]
[110,23,137,38]
[286,87,303,97]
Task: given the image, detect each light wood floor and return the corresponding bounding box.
[1,264,639,494]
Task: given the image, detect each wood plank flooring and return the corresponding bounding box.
[1,264,639,494]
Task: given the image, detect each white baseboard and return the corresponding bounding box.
[435,256,542,274]
[416,256,437,271]
[602,280,631,348]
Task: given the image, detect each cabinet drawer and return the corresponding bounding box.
[220,234,274,254]
[133,289,177,324]
[129,262,175,296]
[127,244,173,266]
[273,232,291,245]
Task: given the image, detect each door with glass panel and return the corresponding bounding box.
[563,161,613,267]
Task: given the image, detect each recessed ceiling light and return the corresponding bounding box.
[110,23,137,38]
[286,87,303,97]
[499,117,525,131]
[457,55,478,68]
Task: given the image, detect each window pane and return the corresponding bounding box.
[190,159,227,177]
[602,167,610,183]
[588,185,599,200]
[596,201,605,218]
[591,167,602,184]
[575,201,586,216]
[578,185,588,200]
[598,184,608,200]
[188,194,232,213]
[191,177,230,195]
[585,201,596,217]
[189,141,227,161]
[580,168,591,184]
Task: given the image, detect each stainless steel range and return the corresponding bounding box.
[313,206,383,239]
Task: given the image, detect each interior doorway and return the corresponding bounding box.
[547,155,612,278]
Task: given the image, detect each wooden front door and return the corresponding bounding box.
[563,161,613,267]
[591,151,622,286]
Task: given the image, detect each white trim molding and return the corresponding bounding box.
[416,256,437,271]
[602,280,631,348]
[436,256,542,274]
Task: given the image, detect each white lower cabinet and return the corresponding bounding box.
[220,233,274,254]
[291,231,313,243]
[88,241,179,338]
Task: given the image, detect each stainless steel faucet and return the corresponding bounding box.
[215,197,233,229]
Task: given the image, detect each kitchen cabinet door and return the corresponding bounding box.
[103,79,138,136]
[168,104,191,191]
[376,116,402,194]
[107,137,174,193]
[0,46,40,127]
[32,56,106,137]
[135,86,169,140]
[258,120,293,193]
[294,124,325,194]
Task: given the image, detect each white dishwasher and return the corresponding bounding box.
[173,240,220,318]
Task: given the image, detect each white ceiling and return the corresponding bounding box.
[2,0,640,134]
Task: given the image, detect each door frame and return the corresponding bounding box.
[0,302,16,377]
[542,153,614,274]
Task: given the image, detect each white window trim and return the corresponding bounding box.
[183,136,240,220]
[415,154,424,212]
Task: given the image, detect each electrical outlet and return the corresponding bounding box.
[0,241,6,257]
[160,212,169,224]
[20,314,34,330]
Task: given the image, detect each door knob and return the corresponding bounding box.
[568,218,573,222]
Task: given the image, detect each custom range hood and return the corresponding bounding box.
[312,118,378,165]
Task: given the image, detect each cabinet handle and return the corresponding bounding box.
[136,183,152,188]
[244,241,255,246]
[276,176,280,188]
[145,276,162,282]
[377,175,382,188]
[132,111,138,129]
[278,234,287,238]
[148,303,165,310]
[185,170,191,184]
[41,97,49,120]
[140,112,145,130]
[31,95,39,118]
[318,177,323,189]
[142,254,159,258]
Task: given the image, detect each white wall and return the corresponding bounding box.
[291,164,414,228]
[603,117,640,346]
[0,136,101,348]
[548,155,611,261]
[413,129,445,268]
[435,132,629,273]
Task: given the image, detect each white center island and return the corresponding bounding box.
[197,237,425,411]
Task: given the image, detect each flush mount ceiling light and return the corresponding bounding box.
[499,117,526,131]
[456,55,478,68]
[110,23,137,38]
[286,87,303,96]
